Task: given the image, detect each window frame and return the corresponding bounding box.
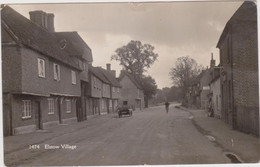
[22,100,32,119]
[48,98,55,115]
[37,58,46,78]
[53,63,60,81]
[66,99,72,113]
[71,70,76,85]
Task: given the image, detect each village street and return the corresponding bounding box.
[6,103,257,166]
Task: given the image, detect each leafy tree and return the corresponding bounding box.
[139,76,157,108]
[111,40,158,79]
[169,56,202,100]
[112,40,158,107]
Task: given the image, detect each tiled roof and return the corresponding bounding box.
[55,32,93,62]
[1,6,80,70]
[98,68,121,87]
[119,70,143,90]
[89,66,110,84]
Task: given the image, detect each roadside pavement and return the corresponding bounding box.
[180,107,260,163]
[3,112,119,155]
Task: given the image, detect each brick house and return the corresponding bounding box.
[199,69,211,110]
[2,6,82,135]
[216,1,259,135]
[55,32,93,122]
[99,64,121,113]
[88,66,111,116]
[118,71,144,110]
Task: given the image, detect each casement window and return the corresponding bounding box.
[66,99,71,113]
[112,87,115,92]
[22,100,32,119]
[53,64,60,81]
[71,70,76,85]
[48,98,55,114]
[38,58,45,78]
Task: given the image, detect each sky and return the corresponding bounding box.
[9,1,244,89]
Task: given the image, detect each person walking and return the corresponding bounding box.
[165,102,170,113]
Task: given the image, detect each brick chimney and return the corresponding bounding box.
[210,53,215,68]
[106,63,111,71]
[29,11,55,32]
[47,13,55,32]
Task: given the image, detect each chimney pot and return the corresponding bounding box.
[29,11,55,32]
[106,63,111,71]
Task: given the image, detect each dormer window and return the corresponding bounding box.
[59,39,67,49]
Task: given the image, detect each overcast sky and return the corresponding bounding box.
[9,1,244,89]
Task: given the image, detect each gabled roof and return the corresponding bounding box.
[217,1,257,48]
[98,68,121,87]
[89,66,110,84]
[55,32,93,62]
[89,66,121,87]
[1,6,80,70]
[119,70,143,90]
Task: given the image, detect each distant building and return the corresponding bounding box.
[88,66,110,116]
[216,1,259,135]
[88,65,121,116]
[199,69,211,110]
[118,71,144,110]
[208,55,221,118]
[99,64,121,113]
[2,7,83,135]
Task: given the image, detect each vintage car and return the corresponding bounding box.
[118,101,133,118]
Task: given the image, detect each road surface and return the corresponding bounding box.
[4,104,230,166]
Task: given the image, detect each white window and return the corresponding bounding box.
[72,70,76,85]
[38,58,45,78]
[48,98,55,114]
[117,88,120,93]
[53,64,60,81]
[112,87,115,92]
[66,99,71,113]
[22,100,32,119]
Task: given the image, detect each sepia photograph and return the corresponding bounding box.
[1,0,259,166]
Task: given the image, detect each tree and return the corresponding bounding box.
[139,76,157,108]
[111,40,158,79]
[112,40,158,107]
[169,56,202,101]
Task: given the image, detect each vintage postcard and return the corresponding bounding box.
[1,0,259,166]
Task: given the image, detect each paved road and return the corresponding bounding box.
[4,104,231,166]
